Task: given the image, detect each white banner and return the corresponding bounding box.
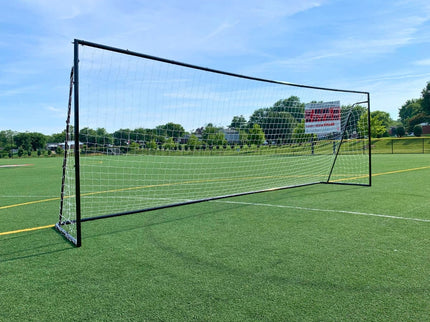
[305,101,341,134]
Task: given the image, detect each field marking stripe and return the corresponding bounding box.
[372,165,430,176]
[2,164,429,211]
[215,200,430,223]
[0,197,60,210]
[0,174,317,210]
[331,165,430,182]
[77,174,327,198]
[0,224,55,236]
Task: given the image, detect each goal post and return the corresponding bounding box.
[56,39,371,247]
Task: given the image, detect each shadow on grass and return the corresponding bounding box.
[84,195,429,296]
[84,200,247,241]
[0,227,73,263]
[142,211,430,296]
[84,184,362,239]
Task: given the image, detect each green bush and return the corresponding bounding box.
[413,125,423,137]
[396,126,405,137]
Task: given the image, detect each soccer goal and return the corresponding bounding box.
[56,39,371,247]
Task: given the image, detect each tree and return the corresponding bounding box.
[77,127,112,146]
[29,132,47,151]
[147,140,157,150]
[413,125,423,137]
[399,99,422,126]
[265,111,297,143]
[113,128,131,146]
[397,82,430,133]
[11,132,47,151]
[239,130,248,145]
[370,111,393,128]
[202,124,226,146]
[79,127,98,146]
[341,104,367,137]
[186,134,200,150]
[129,142,141,152]
[156,122,185,141]
[249,108,296,143]
[358,112,386,138]
[130,128,157,143]
[47,127,73,143]
[292,120,315,142]
[370,116,386,138]
[229,115,247,129]
[0,130,16,151]
[272,96,304,122]
[421,81,430,114]
[163,137,176,150]
[396,126,405,137]
[14,132,32,151]
[248,97,303,144]
[95,128,113,146]
[370,111,394,137]
[247,124,265,145]
[407,113,430,132]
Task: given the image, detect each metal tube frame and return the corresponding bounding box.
[63,39,371,247]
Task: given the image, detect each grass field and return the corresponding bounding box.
[66,151,369,226]
[1,154,429,321]
[371,137,430,154]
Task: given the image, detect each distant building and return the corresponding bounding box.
[420,123,430,135]
[222,129,240,144]
[46,141,83,151]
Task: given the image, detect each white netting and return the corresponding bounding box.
[59,41,370,244]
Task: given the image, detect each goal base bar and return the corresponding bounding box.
[55,222,80,247]
[80,180,368,224]
[56,180,369,247]
[324,181,371,187]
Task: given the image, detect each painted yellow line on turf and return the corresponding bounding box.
[2,165,430,211]
[2,165,430,236]
[331,165,430,182]
[372,165,430,176]
[0,197,60,210]
[0,224,55,236]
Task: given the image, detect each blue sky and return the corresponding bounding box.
[1,0,430,134]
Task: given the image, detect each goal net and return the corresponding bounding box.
[56,39,371,247]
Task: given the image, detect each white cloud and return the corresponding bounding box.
[46,106,62,113]
[2,0,430,133]
[414,59,430,66]
[20,0,102,20]
[204,22,240,41]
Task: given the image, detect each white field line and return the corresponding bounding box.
[213,200,430,223]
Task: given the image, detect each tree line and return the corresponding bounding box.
[345,81,430,138]
[397,81,430,136]
[0,96,367,157]
[4,86,428,158]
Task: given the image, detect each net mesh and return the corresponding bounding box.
[58,41,370,244]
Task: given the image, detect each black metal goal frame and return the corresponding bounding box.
[56,39,371,247]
